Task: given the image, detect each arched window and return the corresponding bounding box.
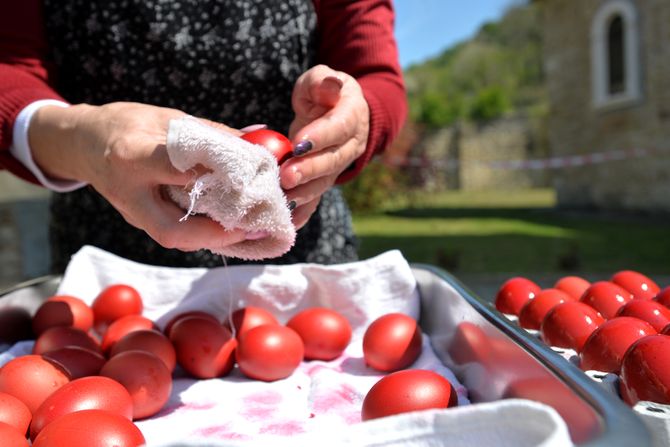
[607,15,625,95]
[591,1,641,108]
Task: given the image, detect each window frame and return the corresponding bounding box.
[590,0,642,109]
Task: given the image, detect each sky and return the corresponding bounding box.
[393,0,519,68]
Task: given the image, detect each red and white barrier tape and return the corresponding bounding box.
[385,147,665,171]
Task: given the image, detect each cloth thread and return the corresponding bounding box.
[165,117,296,260]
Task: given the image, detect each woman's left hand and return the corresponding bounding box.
[281,64,370,229]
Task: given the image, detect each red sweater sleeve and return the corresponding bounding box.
[0,0,66,183]
[313,0,407,183]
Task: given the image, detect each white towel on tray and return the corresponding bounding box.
[0,246,572,446]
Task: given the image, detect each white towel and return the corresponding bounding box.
[0,246,574,446]
[165,117,295,260]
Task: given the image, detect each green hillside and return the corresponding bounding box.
[404,2,546,127]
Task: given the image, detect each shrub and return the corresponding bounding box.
[342,161,401,213]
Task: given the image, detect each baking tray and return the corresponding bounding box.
[0,266,651,446]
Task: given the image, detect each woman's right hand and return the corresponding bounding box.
[29,101,249,252]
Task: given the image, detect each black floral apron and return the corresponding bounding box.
[42,0,359,271]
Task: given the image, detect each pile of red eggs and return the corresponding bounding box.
[495,270,670,407]
[0,284,458,446]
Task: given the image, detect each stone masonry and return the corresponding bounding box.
[540,0,670,212]
[406,117,549,191]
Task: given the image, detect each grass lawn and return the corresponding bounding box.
[351,189,670,276]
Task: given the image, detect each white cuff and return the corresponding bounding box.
[9,100,87,192]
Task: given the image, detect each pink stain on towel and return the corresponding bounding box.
[259,420,305,436]
[240,390,283,421]
[192,424,251,441]
[311,382,360,420]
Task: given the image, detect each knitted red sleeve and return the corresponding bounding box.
[313,0,407,183]
[0,0,65,183]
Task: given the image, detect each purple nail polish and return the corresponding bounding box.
[293,140,313,156]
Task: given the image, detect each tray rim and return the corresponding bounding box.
[0,269,653,446]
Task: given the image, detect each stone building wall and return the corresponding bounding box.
[407,117,549,191]
[541,0,670,212]
[459,119,548,190]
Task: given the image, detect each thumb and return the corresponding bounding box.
[293,67,344,119]
[313,76,343,109]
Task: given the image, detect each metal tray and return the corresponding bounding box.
[0,266,651,446]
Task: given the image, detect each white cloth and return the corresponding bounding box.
[154,400,572,447]
[9,99,86,192]
[0,246,573,446]
[165,117,295,260]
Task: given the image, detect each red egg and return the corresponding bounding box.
[579,317,657,373]
[518,288,574,330]
[236,324,304,382]
[447,322,492,365]
[287,307,352,360]
[92,284,143,331]
[579,281,633,319]
[620,335,670,405]
[110,329,176,373]
[363,313,423,372]
[100,350,172,420]
[503,377,600,443]
[616,300,670,332]
[170,316,237,379]
[540,301,605,352]
[654,286,670,309]
[226,306,279,340]
[611,270,660,300]
[32,326,101,355]
[361,369,457,421]
[0,355,70,414]
[495,277,541,316]
[163,310,219,338]
[0,421,29,447]
[554,276,591,300]
[32,295,94,336]
[241,129,293,164]
[100,315,157,354]
[42,346,106,379]
[32,409,145,447]
[0,391,32,435]
[30,376,133,440]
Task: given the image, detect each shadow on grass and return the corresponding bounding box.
[386,207,554,220]
[385,206,666,225]
[357,207,670,275]
[359,233,670,275]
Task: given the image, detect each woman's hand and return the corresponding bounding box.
[282,64,370,228]
[29,102,249,252]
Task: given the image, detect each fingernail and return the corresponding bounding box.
[323,76,344,90]
[240,124,268,132]
[245,230,270,240]
[293,139,313,156]
[288,200,297,211]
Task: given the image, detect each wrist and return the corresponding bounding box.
[29,103,97,182]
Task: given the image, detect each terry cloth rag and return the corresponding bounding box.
[165,117,295,260]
